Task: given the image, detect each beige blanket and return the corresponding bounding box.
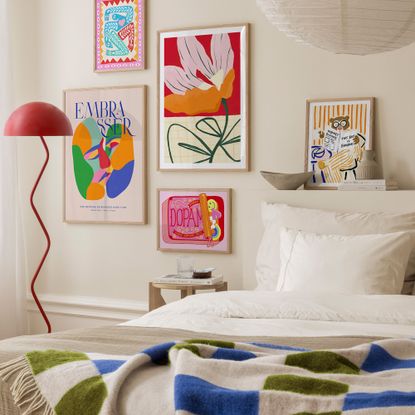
[0,325,382,415]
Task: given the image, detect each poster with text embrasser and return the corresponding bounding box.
[64,86,146,224]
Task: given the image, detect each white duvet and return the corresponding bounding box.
[123,291,415,337]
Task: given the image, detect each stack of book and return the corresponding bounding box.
[338,179,398,191]
[153,274,223,285]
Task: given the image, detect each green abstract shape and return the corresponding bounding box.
[186,339,235,349]
[172,344,201,356]
[263,375,348,396]
[294,412,341,415]
[55,376,107,415]
[106,123,122,140]
[286,351,360,375]
[72,145,94,199]
[27,350,88,375]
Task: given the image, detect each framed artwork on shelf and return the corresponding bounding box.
[305,97,375,189]
[64,85,147,224]
[158,189,232,253]
[95,0,145,72]
[158,24,249,171]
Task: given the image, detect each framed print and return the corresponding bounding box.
[158,24,249,171]
[95,0,145,72]
[305,97,375,189]
[64,85,147,224]
[158,189,232,253]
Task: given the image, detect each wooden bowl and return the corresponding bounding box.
[260,171,313,190]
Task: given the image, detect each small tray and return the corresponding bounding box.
[192,267,215,279]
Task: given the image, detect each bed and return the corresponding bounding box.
[1,291,415,414]
[2,202,415,414]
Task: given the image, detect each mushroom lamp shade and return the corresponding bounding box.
[4,102,72,136]
[256,0,415,55]
[3,102,73,334]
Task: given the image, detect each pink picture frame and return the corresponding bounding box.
[158,189,232,253]
[95,0,145,72]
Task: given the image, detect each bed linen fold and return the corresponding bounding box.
[125,291,415,337]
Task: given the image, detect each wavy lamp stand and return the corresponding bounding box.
[4,102,73,333]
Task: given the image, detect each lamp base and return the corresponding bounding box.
[29,135,52,334]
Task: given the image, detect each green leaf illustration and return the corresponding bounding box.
[196,118,222,137]
[222,119,241,142]
[220,145,241,162]
[177,142,211,156]
[166,100,241,165]
[222,135,241,146]
[194,157,211,164]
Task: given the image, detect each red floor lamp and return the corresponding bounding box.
[4,102,73,333]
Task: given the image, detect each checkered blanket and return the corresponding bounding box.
[1,338,415,414]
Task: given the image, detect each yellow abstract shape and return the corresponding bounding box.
[73,123,92,155]
[86,182,105,200]
[199,193,212,239]
[111,132,134,170]
[85,149,99,160]
[165,69,235,116]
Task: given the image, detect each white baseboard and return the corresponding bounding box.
[26,294,148,334]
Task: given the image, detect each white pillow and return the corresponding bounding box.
[277,228,414,295]
[256,203,415,291]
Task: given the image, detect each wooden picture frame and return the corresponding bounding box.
[305,97,375,190]
[157,188,232,253]
[94,0,145,72]
[158,24,249,171]
[64,85,147,224]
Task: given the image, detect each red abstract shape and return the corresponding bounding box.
[118,22,135,51]
[98,138,111,169]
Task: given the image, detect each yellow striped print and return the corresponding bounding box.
[313,103,368,136]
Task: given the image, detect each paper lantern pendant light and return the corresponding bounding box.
[257,0,415,55]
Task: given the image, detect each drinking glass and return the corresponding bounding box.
[177,256,194,278]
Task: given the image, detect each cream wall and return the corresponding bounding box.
[12,0,415,328]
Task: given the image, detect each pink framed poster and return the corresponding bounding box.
[95,0,145,72]
[158,189,232,253]
[158,25,249,171]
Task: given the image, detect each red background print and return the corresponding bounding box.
[163,31,241,118]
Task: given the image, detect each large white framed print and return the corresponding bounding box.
[158,24,249,171]
[64,85,147,224]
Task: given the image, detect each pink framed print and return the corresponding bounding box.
[95,0,145,72]
[158,189,232,253]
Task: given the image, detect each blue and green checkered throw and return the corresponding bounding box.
[1,338,415,414]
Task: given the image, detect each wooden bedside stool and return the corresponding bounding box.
[149,281,228,311]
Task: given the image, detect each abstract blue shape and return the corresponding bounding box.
[142,342,176,365]
[175,374,259,415]
[106,160,134,199]
[92,359,125,375]
[211,348,256,362]
[250,342,309,352]
[361,344,415,373]
[343,391,415,411]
